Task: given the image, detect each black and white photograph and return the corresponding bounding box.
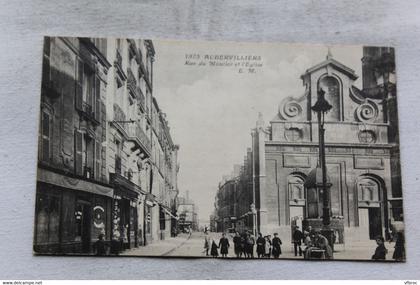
[33,36,404,262]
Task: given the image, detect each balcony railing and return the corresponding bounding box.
[112,103,127,135]
[127,67,137,95]
[114,49,126,80]
[127,122,151,156]
[138,87,146,110]
[80,102,98,124]
[116,49,122,68]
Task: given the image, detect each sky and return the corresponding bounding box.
[152,40,363,224]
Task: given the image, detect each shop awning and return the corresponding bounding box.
[162,206,179,220]
[38,167,114,198]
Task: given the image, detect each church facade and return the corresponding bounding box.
[248,51,402,243]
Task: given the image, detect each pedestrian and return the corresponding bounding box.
[233,231,242,258]
[210,238,219,258]
[313,230,333,259]
[271,233,282,258]
[245,232,255,258]
[94,233,107,256]
[256,233,265,258]
[219,233,230,258]
[264,235,272,258]
[392,232,405,261]
[203,232,210,256]
[292,225,304,257]
[240,232,247,258]
[302,229,313,259]
[372,236,388,260]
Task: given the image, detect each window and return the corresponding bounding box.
[82,134,94,179]
[42,37,51,85]
[35,193,60,244]
[76,59,100,123]
[115,139,122,175]
[358,178,379,202]
[289,180,304,201]
[145,206,151,234]
[75,130,96,179]
[319,76,341,121]
[82,66,94,109]
[307,188,320,218]
[39,109,52,162]
[127,168,133,181]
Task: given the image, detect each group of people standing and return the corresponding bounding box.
[204,230,283,258]
[203,225,405,260]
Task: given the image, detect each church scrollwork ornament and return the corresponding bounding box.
[279,100,303,120]
[355,100,379,122]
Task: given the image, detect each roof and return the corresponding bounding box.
[301,57,358,80]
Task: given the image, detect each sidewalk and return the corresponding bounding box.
[121,234,191,257]
[278,240,396,261]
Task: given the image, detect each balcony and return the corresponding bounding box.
[127,122,151,157]
[138,87,146,110]
[111,103,127,136]
[110,172,145,199]
[79,102,99,124]
[138,55,146,77]
[128,39,141,64]
[127,67,137,96]
[114,49,126,80]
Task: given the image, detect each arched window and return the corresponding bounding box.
[358,177,380,202]
[288,175,305,206]
[318,76,341,121]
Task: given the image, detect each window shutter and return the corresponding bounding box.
[41,112,50,162]
[94,75,101,123]
[95,140,101,181]
[75,59,83,111]
[74,129,83,175]
[42,38,51,86]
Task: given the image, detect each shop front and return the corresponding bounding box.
[34,167,113,254]
[110,173,143,253]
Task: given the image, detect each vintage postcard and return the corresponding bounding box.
[34,37,404,261]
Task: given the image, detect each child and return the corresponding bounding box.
[372,236,387,260]
[211,239,219,258]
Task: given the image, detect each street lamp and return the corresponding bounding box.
[251,129,258,237]
[308,88,335,250]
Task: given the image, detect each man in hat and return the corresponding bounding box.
[292,225,304,256]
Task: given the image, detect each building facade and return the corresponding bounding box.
[216,50,403,245]
[177,192,199,232]
[34,37,179,254]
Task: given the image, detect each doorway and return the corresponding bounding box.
[357,176,384,240]
[75,200,92,253]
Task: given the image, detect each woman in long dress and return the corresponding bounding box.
[210,238,219,258]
